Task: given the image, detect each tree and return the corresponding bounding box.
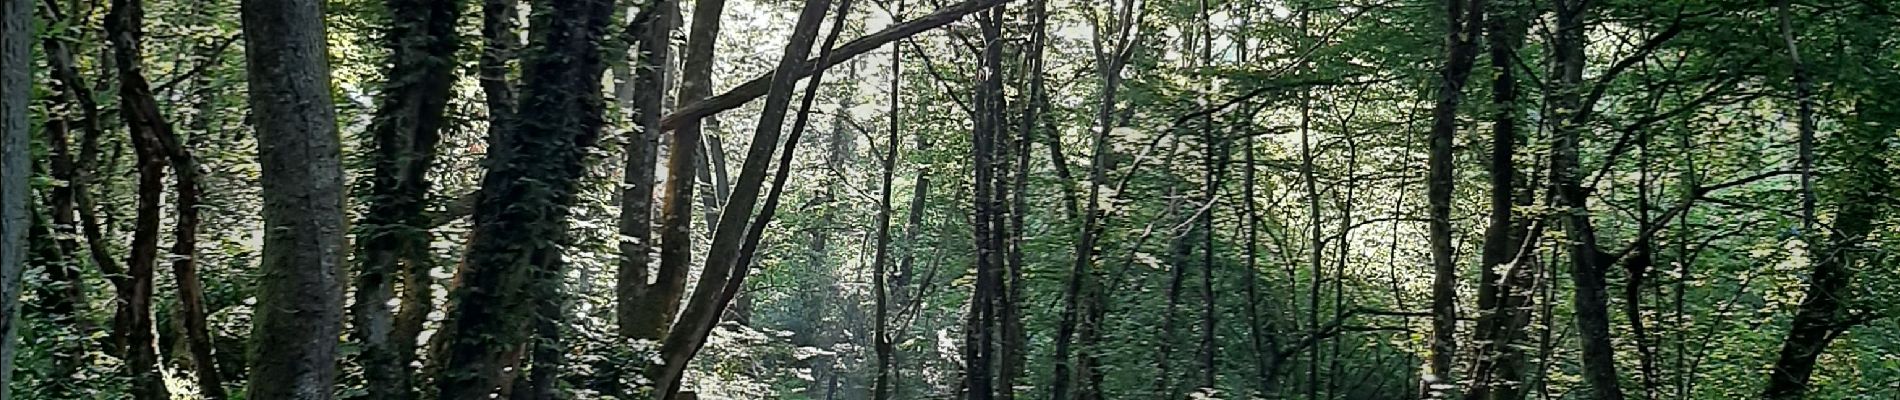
[238,0,349,396]
[1762,5,1897,397]
[0,0,30,394]
[103,0,181,394]
[428,0,615,395]
[1547,0,1622,398]
[351,0,463,397]
[1464,1,1535,398]
[1422,0,1483,395]
[646,0,843,393]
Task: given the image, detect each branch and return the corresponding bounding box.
[1603,169,1799,265]
[658,0,1008,130]
[1585,73,1755,188]
[1574,13,1687,122]
[154,33,242,96]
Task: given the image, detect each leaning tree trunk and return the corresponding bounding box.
[353,0,462,397]
[30,1,93,380]
[39,0,122,359]
[238,0,350,396]
[635,0,722,346]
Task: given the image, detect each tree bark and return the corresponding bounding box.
[646,0,845,394]
[1195,2,1220,388]
[352,0,462,398]
[965,8,1005,400]
[1762,20,1893,398]
[1548,0,1622,398]
[1466,2,1533,399]
[1051,1,1134,396]
[0,0,30,392]
[104,0,185,394]
[427,0,613,394]
[239,0,350,395]
[31,2,95,381]
[871,11,907,397]
[636,0,721,345]
[989,7,1023,399]
[1423,0,1484,396]
[38,0,121,359]
[615,0,668,340]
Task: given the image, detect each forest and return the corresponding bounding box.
[0,0,1897,396]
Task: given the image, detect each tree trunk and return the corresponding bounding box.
[0,0,30,392]
[616,0,668,340]
[397,0,511,388]
[965,7,1005,400]
[1548,1,1622,398]
[238,0,350,395]
[1051,1,1133,396]
[871,12,906,397]
[993,8,1025,398]
[162,105,224,400]
[1157,226,1193,397]
[637,0,721,345]
[352,0,462,398]
[427,0,613,394]
[894,110,932,400]
[1194,2,1219,389]
[38,0,121,358]
[1423,0,1484,396]
[1762,22,1893,398]
[1467,3,1532,398]
[31,6,94,382]
[646,0,844,394]
[104,0,182,394]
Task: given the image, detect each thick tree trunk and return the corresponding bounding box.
[1423,0,1483,396]
[238,0,350,395]
[0,0,30,392]
[427,0,613,395]
[353,0,462,397]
